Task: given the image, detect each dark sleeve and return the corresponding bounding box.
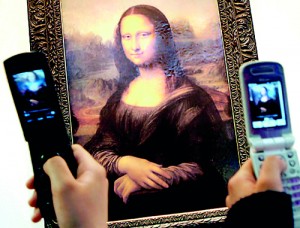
[225,191,294,228]
[174,86,227,175]
[160,162,204,186]
[157,86,228,200]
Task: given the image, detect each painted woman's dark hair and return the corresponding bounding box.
[113,5,185,90]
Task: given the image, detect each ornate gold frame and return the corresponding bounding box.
[27,0,257,226]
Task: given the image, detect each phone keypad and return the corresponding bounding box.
[283,176,300,210]
[251,149,300,212]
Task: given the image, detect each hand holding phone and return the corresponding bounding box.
[239,61,300,226]
[4,51,78,227]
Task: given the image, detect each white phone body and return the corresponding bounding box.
[239,61,300,226]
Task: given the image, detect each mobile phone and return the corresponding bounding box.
[239,61,300,225]
[4,51,77,227]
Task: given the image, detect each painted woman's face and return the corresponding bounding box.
[120,14,157,66]
[260,87,267,96]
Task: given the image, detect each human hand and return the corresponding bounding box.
[27,144,108,228]
[226,156,286,208]
[114,174,142,203]
[118,156,171,189]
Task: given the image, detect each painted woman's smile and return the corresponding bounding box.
[121,14,156,66]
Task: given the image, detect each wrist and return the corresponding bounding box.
[117,156,131,174]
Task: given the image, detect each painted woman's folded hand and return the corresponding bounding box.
[118,155,171,189]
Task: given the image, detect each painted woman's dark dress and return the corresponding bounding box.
[85,79,228,220]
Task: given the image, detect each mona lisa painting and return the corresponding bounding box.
[27,0,257,226]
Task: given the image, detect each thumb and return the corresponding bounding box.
[43,156,75,189]
[256,155,287,192]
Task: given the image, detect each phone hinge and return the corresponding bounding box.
[249,133,295,151]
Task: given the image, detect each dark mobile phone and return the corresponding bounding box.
[4,51,77,227]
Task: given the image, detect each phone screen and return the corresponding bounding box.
[247,80,287,129]
[12,69,56,124]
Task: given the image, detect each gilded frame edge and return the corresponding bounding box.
[27,0,258,226]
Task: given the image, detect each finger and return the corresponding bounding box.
[114,179,119,194]
[28,191,38,207]
[72,144,93,168]
[31,207,42,223]
[139,181,152,189]
[227,159,255,193]
[26,176,35,189]
[256,156,287,192]
[226,159,256,207]
[72,144,106,182]
[151,166,172,179]
[122,188,130,204]
[114,178,122,195]
[148,173,168,188]
[114,178,126,198]
[225,195,233,208]
[236,159,255,178]
[143,177,164,190]
[149,162,163,168]
[135,174,156,189]
[123,194,129,204]
[43,156,75,190]
[72,144,97,167]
